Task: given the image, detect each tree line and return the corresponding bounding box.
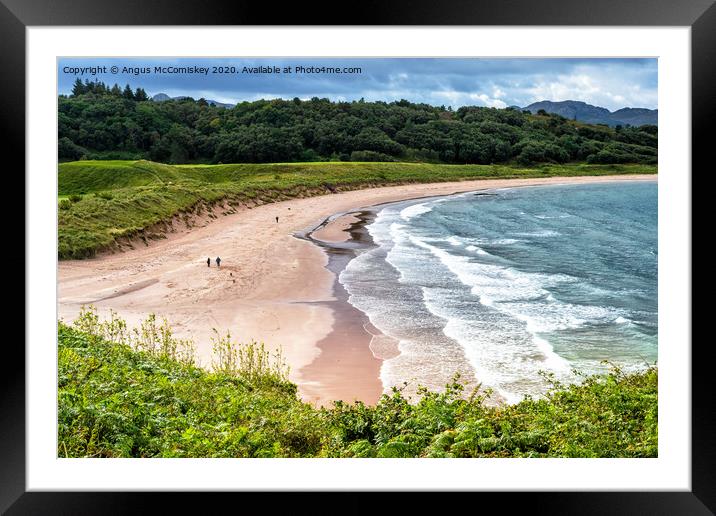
[59,79,657,165]
[70,78,149,102]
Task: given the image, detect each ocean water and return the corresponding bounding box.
[339,181,657,403]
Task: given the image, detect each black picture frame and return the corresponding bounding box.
[4,0,710,512]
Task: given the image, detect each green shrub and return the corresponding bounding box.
[58,307,657,458]
[58,137,87,161]
[349,150,396,162]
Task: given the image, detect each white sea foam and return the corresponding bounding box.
[513,230,562,237]
[404,233,620,360]
[400,202,433,221]
[535,213,572,219]
[341,184,657,402]
[465,245,490,256]
[532,335,572,371]
[382,232,582,397]
[379,221,621,393]
[486,238,522,245]
[423,286,570,402]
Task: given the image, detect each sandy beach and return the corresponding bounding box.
[58,174,656,406]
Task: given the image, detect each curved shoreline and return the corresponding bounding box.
[297,210,386,405]
[58,174,656,407]
[298,174,657,405]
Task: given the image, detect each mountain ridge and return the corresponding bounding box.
[521,100,657,127]
[152,93,234,109]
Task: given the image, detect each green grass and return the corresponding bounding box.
[58,309,658,458]
[58,159,657,259]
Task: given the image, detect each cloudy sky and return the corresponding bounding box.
[58,58,657,111]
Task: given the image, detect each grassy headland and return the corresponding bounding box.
[58,308,657,458]
[58,160,656,259]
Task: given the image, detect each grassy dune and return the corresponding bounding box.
[58,160,657,259]
[58,310,658,458]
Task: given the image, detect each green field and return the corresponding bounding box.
[58,309,658,458]
[58,159,657,259]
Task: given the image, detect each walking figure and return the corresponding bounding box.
[216,256,221,268]
[276,216,279,223]
[207,257,211,267]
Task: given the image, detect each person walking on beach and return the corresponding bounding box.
[207,257,211,267]
[275,216,279,223]
[216,256,221,268]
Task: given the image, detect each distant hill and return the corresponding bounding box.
[521,100,657,127]
[151,93,172,102]
[152,93,235,109]
[609,107,659,127]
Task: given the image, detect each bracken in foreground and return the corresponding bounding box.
[58,309,657,458]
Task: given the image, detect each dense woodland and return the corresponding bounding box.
[59,79,658,165]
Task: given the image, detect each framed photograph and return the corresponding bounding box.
[5,0,711,512]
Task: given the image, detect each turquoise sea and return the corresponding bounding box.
[340,181,658,402]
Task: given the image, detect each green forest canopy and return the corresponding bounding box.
[59,79,658,166]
